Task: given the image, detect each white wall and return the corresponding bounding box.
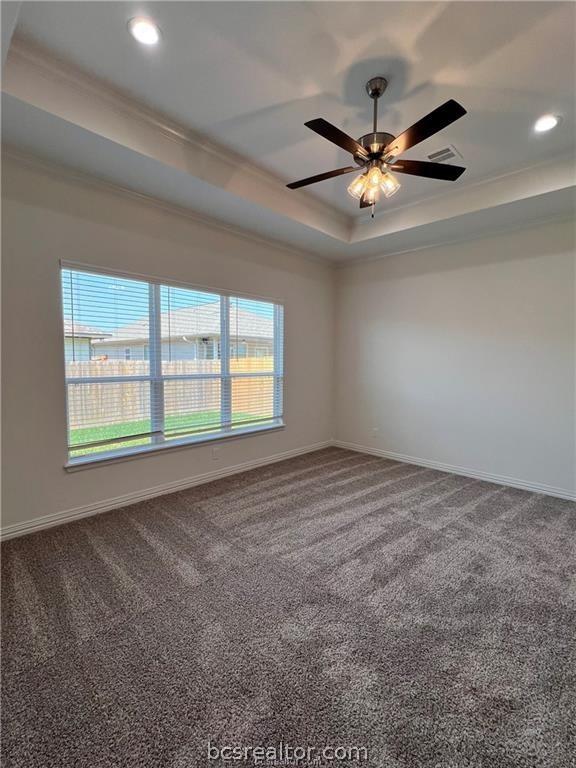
[335,220,576,498]
[1,155,335,532]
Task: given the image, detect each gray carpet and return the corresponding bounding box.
[2,447,575,767]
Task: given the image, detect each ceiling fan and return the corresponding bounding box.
[286,77,467,216]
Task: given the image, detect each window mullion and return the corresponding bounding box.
[220,296,231,430]
[149,283,165,442]
[273,304,284,420]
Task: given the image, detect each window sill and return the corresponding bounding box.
[64,421,285,472]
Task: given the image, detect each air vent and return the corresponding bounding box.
[427,144,463,163]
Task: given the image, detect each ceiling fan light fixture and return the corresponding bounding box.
[363,186,380,205]
[347,173,368,200]
[367,166,384,187]
[380,171,401,198]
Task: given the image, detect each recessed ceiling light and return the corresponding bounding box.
[533,114,560,133]
[128,17,160,46]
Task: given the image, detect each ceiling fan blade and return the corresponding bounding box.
[286,166,358,190]
[305,118,369,159]
[384,100,467,158]
[390,160,466,181]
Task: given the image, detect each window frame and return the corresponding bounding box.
[61,262,285,469]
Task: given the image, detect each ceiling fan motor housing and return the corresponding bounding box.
[354,132,396,165]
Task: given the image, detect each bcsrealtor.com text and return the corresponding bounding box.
[207,741,369,764]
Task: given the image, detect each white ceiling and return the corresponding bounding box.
[2,1,575,260]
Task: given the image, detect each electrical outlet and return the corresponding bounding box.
[212,446,220,461]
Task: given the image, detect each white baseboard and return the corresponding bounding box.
[334,440,576,502]
[0,440,333,541]
[4,438,572,541]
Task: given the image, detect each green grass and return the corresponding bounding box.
[69,411,266,457]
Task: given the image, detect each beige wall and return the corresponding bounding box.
[335,220,576,497]
[1,156,335,530]
[2,154,575,536]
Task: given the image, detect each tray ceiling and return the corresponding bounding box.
[2,1,575,260]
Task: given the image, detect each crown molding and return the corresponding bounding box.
[4,36,351,242]
[337,210,575,268]
[5,144,573,269]
[356,151,576,228]
[4,37,574,258]
[352,151,576,243]
[2,145,334,268]
[8,36,275,185]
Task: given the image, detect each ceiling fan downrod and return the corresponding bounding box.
[353,77,396,169]
[366,77,387,219]
[366,76,388,134]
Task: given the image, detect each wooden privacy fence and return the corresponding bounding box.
[66,357,276,429]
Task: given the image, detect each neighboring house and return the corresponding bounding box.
[63,320,110,362]
[93,301,274,361]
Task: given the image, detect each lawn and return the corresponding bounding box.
[69,411,262,456]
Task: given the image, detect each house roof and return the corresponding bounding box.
[93,301,273,345]
[64,319,110,339]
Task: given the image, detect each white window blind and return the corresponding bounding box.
[61,266,284,462]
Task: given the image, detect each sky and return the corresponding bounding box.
[62,268,274,334]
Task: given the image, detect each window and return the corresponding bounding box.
[61,265,284,464]
[231,341,248,358]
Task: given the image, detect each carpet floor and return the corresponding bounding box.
[1,447,575,767]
